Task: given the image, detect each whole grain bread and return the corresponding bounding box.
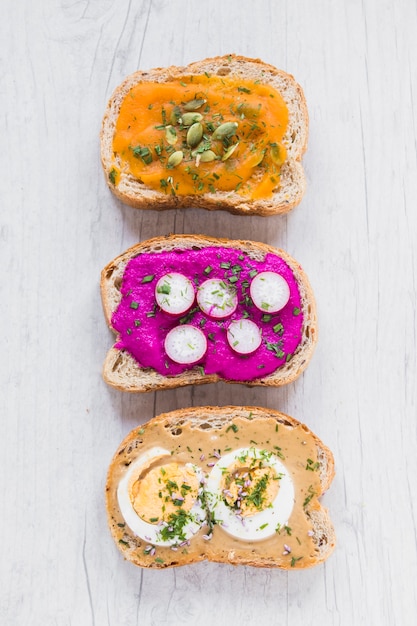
[101,234,318,393]
[106,405,335,569]
[101,54,308,216]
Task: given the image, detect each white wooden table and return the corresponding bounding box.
[2,1,417,624]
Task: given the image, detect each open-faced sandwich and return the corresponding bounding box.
[101,235,317,392]
[106,406,335,569]
[101,54,308,216]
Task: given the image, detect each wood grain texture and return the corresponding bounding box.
[1,0,416,624]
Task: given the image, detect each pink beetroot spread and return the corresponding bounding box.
[112,247,304,382]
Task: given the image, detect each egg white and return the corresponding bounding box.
[205,447,295,541]
[117,446,206,547]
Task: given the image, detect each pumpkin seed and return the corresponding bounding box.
[167,150,183,167]
[252,150,266,166]
[183,98,206,111]
[170,105,181,125]
[186,122,204,148]
[165,125,177,146]
[212,121,239,140]
[270,144,285,165]
[181,112,203,126]
[222,142,239,161]
[199,150,217,163]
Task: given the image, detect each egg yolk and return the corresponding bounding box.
[221,462,280,517]
[111,74,288,199]
[129,462,200,523]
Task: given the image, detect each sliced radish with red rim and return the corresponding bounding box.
[164,325,207,365]
[197,278,238,319]
[250,271,290,313]
[227,319,262,355]
[155,273,195,315]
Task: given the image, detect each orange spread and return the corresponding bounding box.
[111,75,289,199]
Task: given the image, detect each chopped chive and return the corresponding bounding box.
[130,301,139,310]
[142,274,155,283]
[293,307,301,316]
[109,168,117,184]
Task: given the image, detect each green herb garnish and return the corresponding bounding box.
[157,284,171,295]
[109,168,117,184]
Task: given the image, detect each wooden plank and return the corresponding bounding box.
[1,0,416,623]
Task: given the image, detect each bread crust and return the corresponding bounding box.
[101,54,308,216]
[100,234,318,393]
[106,406,335,569]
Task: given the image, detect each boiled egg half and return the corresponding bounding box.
[117,446,206,546]
[205,447,294,541]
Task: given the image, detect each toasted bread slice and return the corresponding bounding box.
[101,54,308,216]
[106,406,335,569]
[101,234,318,392]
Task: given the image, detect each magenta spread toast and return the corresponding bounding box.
[112,246,303,381]
[101,236,317,390]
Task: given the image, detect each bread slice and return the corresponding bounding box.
[106,406,335,569]
[101,234,318,392]
[101,54,308,216]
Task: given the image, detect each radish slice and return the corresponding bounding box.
[164,325,207,364]
[227,319,262,355]
[250,271,290,313]
[197,279,238,319]
[155,273,195,315]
